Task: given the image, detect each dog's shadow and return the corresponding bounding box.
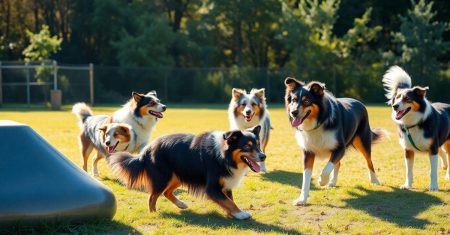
[262,170,316,189]
[160,210,303,234]
[342,186,442,229]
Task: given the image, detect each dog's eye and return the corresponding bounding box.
[241,103,246,106]
[148,101,156,106]
[303,99,312,106]
[251,103,257,106]
[292,97,298,103]
[244,144,252,150]
[403,96,411,102]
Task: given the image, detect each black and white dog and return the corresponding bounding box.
[284,78,386,205]
[383,66,450,191]
[108,126,265,219]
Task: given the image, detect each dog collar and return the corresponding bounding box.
[400,122,422,151]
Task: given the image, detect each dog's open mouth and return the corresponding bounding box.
[107,141,119,154]
[395,107,411,120]
[291,110,311,127]
[244,114,254,122]
[241,156,261,173]
[149,110,164,118]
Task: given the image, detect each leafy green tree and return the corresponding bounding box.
[386,0,450,85]
[22,24,62,82]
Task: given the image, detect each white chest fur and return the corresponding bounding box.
[399,127,431,152]
[222,165,249,190]
[295,128,338,158]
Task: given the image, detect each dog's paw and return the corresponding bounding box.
[326,181,337,187]
[371,178,381,185]
[400,184,412,190]
[292,197,307,206]
[232,211,251,220]
[318,174,330,186]
[429,184,439,191]
[176,200,188,209]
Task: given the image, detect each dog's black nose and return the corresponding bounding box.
[246,110,251,115]
[105,141,111,146]
[259,153,266,162]
[161,105,167,111]
[393,104,399,110]
[291,110,299,117]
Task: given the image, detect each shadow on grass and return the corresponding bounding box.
[343,186,442,229]
[0,218,141,235]
[262,170,313,189]
[160,210,302,234]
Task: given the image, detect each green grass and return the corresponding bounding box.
[1,104,450,234]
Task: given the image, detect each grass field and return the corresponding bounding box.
[1,104,450,234]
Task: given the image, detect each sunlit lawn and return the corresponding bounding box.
[1,104,450,234]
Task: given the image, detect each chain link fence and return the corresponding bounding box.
[1,62,449,106]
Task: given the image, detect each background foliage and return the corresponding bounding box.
[0,0,449,103]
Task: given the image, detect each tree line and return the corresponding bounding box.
[0,0,449,102]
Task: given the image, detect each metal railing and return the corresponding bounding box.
[0,61,94,106]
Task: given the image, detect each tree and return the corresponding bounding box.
[386,0,450,85]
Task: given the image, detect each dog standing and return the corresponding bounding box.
[228,88,271,172]
[284,78,386,205]
[108,126,265,220]
[72,91,166,175]
[382,66,450,191]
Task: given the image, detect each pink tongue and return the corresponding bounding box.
[247,157,260,172]
[396,110,404,120]
[108,146,114,154]
[291,118,302,127]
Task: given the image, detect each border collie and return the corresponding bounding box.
[228,88,271,172]
[382,66,450,191]
[284,78,386,205]
[108,126,265,220]
[72,91,166,175]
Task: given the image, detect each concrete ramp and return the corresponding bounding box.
[0,120,116,225]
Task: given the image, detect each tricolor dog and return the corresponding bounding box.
[228,88,271,172]
[284,78,386,205]
[382,66,450,191]
[72,91,166,175]
[108,126,265,220]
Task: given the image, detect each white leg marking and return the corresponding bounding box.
[429,154,439,191]
[400,157,414,189]
[327,163,340,187]
[232,211,251,220]
[175,200,188,209]
[293,168,312,206]
[369,170,381,185]
[318,162,334,186]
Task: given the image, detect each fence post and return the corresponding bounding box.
[53,60,58,90]
[89,63,94,105]
[25,62,30,106]
[0,61,2,106]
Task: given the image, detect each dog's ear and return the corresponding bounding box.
[223,130,243,144]
[248,125,261,137]
[118,125,130,135]
[132,91,143,102]
[99,124,108,133]
[284,77,303,91]
[147,90,157,97]
[412,86,428,97]
[251,88,265,101]
[232,88,246,100]
[308,81,325,97]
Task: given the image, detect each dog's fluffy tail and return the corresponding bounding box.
[382,66,412,104]
[108,152,152,193]
[371,128,389,144]
[72,102,93,125]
